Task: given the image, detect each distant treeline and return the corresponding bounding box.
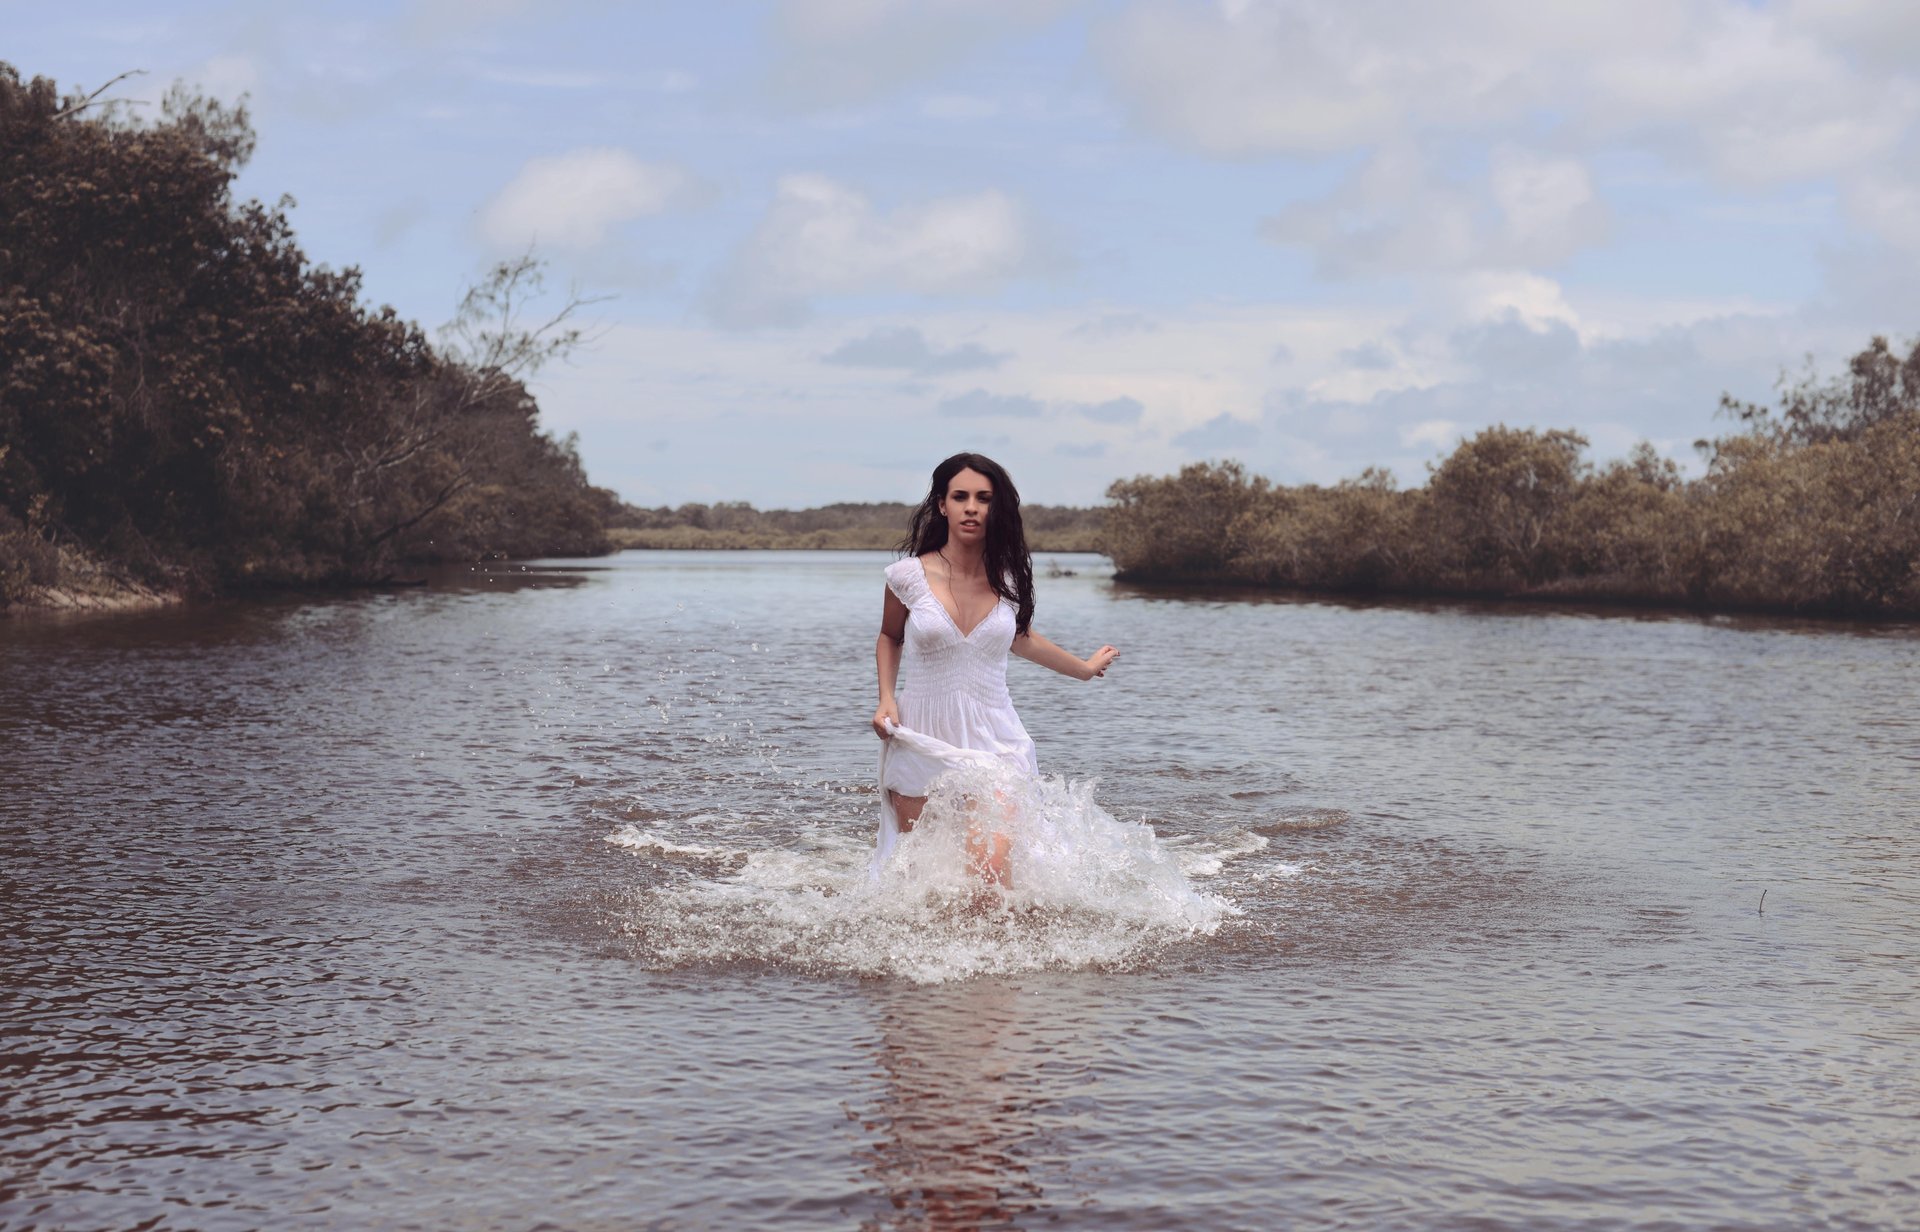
[610,501,1105,553]
[0,65,617,608]
[1106,334,1920,618]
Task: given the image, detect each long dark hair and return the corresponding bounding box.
[899,452,1035,635]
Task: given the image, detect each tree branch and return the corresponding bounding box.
[53,70,149,121]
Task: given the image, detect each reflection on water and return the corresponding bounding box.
[3,550,1916,1230]
[859,981,1044,1232]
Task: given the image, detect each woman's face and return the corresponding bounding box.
[938,467,993,547]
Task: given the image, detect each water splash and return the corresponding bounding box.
[603,763,1251,984]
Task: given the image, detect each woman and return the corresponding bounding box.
[870,452,1119,884]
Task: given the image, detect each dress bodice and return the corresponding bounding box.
[885,556,1016,711]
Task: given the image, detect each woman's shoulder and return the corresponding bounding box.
[884,555,927,598]
[885,554,927,579]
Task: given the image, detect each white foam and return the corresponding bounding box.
[1169,830,1270,877]
[603,826,732,860]
[608,765,1240,984]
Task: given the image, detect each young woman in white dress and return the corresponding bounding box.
[870,453,1120,884]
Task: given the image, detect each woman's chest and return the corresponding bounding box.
[939,574,1001,630]
[906,595,1012,652]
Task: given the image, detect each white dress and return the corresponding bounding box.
[870,556,1038,878]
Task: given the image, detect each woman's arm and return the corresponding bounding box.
[1011,631,1119,681]
[872,586,909,738]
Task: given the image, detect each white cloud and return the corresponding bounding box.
[1173,412,1260,451]
[1276,306,1817,486]
[1096,2,1397,156]
[1264,142,1608,276]
[1449,315,1583,374]
[706,175,1038,327]
[768,0,1080,107]
[1073,396,1145,425]
[477,149,694,251]
[529,285,1835,506]
[1453,272,1583,334]
[1841,169,1920,258]
[821,326,1007,373]
[1101,0,1920,260]
[1488,146,1609,261]
[1585,4,1916,186]
[1401,419,1461,451]
[1340,341,1396,371]
[1095,0,1667,158]
[1785,0,1920,70]
[938,388,1045,418]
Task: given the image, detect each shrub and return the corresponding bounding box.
[1103,335,1920,617]
[0,63,618,604]
[1103,461,1267,577]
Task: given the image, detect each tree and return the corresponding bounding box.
[0,62,617,602]
[1426,426,1589,584]
[1719,334,1920,446]
[1104,461,1266,577]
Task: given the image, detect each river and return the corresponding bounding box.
[3,550,1915,1230]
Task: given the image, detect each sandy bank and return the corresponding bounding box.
[2,544,185,617]
[9,580,183,614]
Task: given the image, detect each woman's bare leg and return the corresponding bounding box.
[963,793,1013,887]
[890,789,1011,886]
[887,790,927,832]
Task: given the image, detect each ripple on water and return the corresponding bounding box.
[3,552,1916,1230]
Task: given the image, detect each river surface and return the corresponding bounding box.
[3,550,1916,1231]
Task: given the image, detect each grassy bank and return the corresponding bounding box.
[1105,334,1920,620]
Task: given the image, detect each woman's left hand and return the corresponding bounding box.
[1085,645,1119,679]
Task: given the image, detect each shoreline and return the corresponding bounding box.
[1109,569,1920,625]
[6,579,185,616]
[3,542,187,617]
[9,546,1915,629]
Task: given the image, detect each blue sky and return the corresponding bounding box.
[11,1,1919,507]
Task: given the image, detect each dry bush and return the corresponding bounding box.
[1228,470,1427,590]
[1103,337,1920,617]
[1103,461,1268,578]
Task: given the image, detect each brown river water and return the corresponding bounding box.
[2,550,1916,1230]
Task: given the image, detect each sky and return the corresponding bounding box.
[10,1,1920,508]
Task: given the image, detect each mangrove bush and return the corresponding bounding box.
[1105,335,1920,618]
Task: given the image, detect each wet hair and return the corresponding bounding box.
[900,452,1035,636]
